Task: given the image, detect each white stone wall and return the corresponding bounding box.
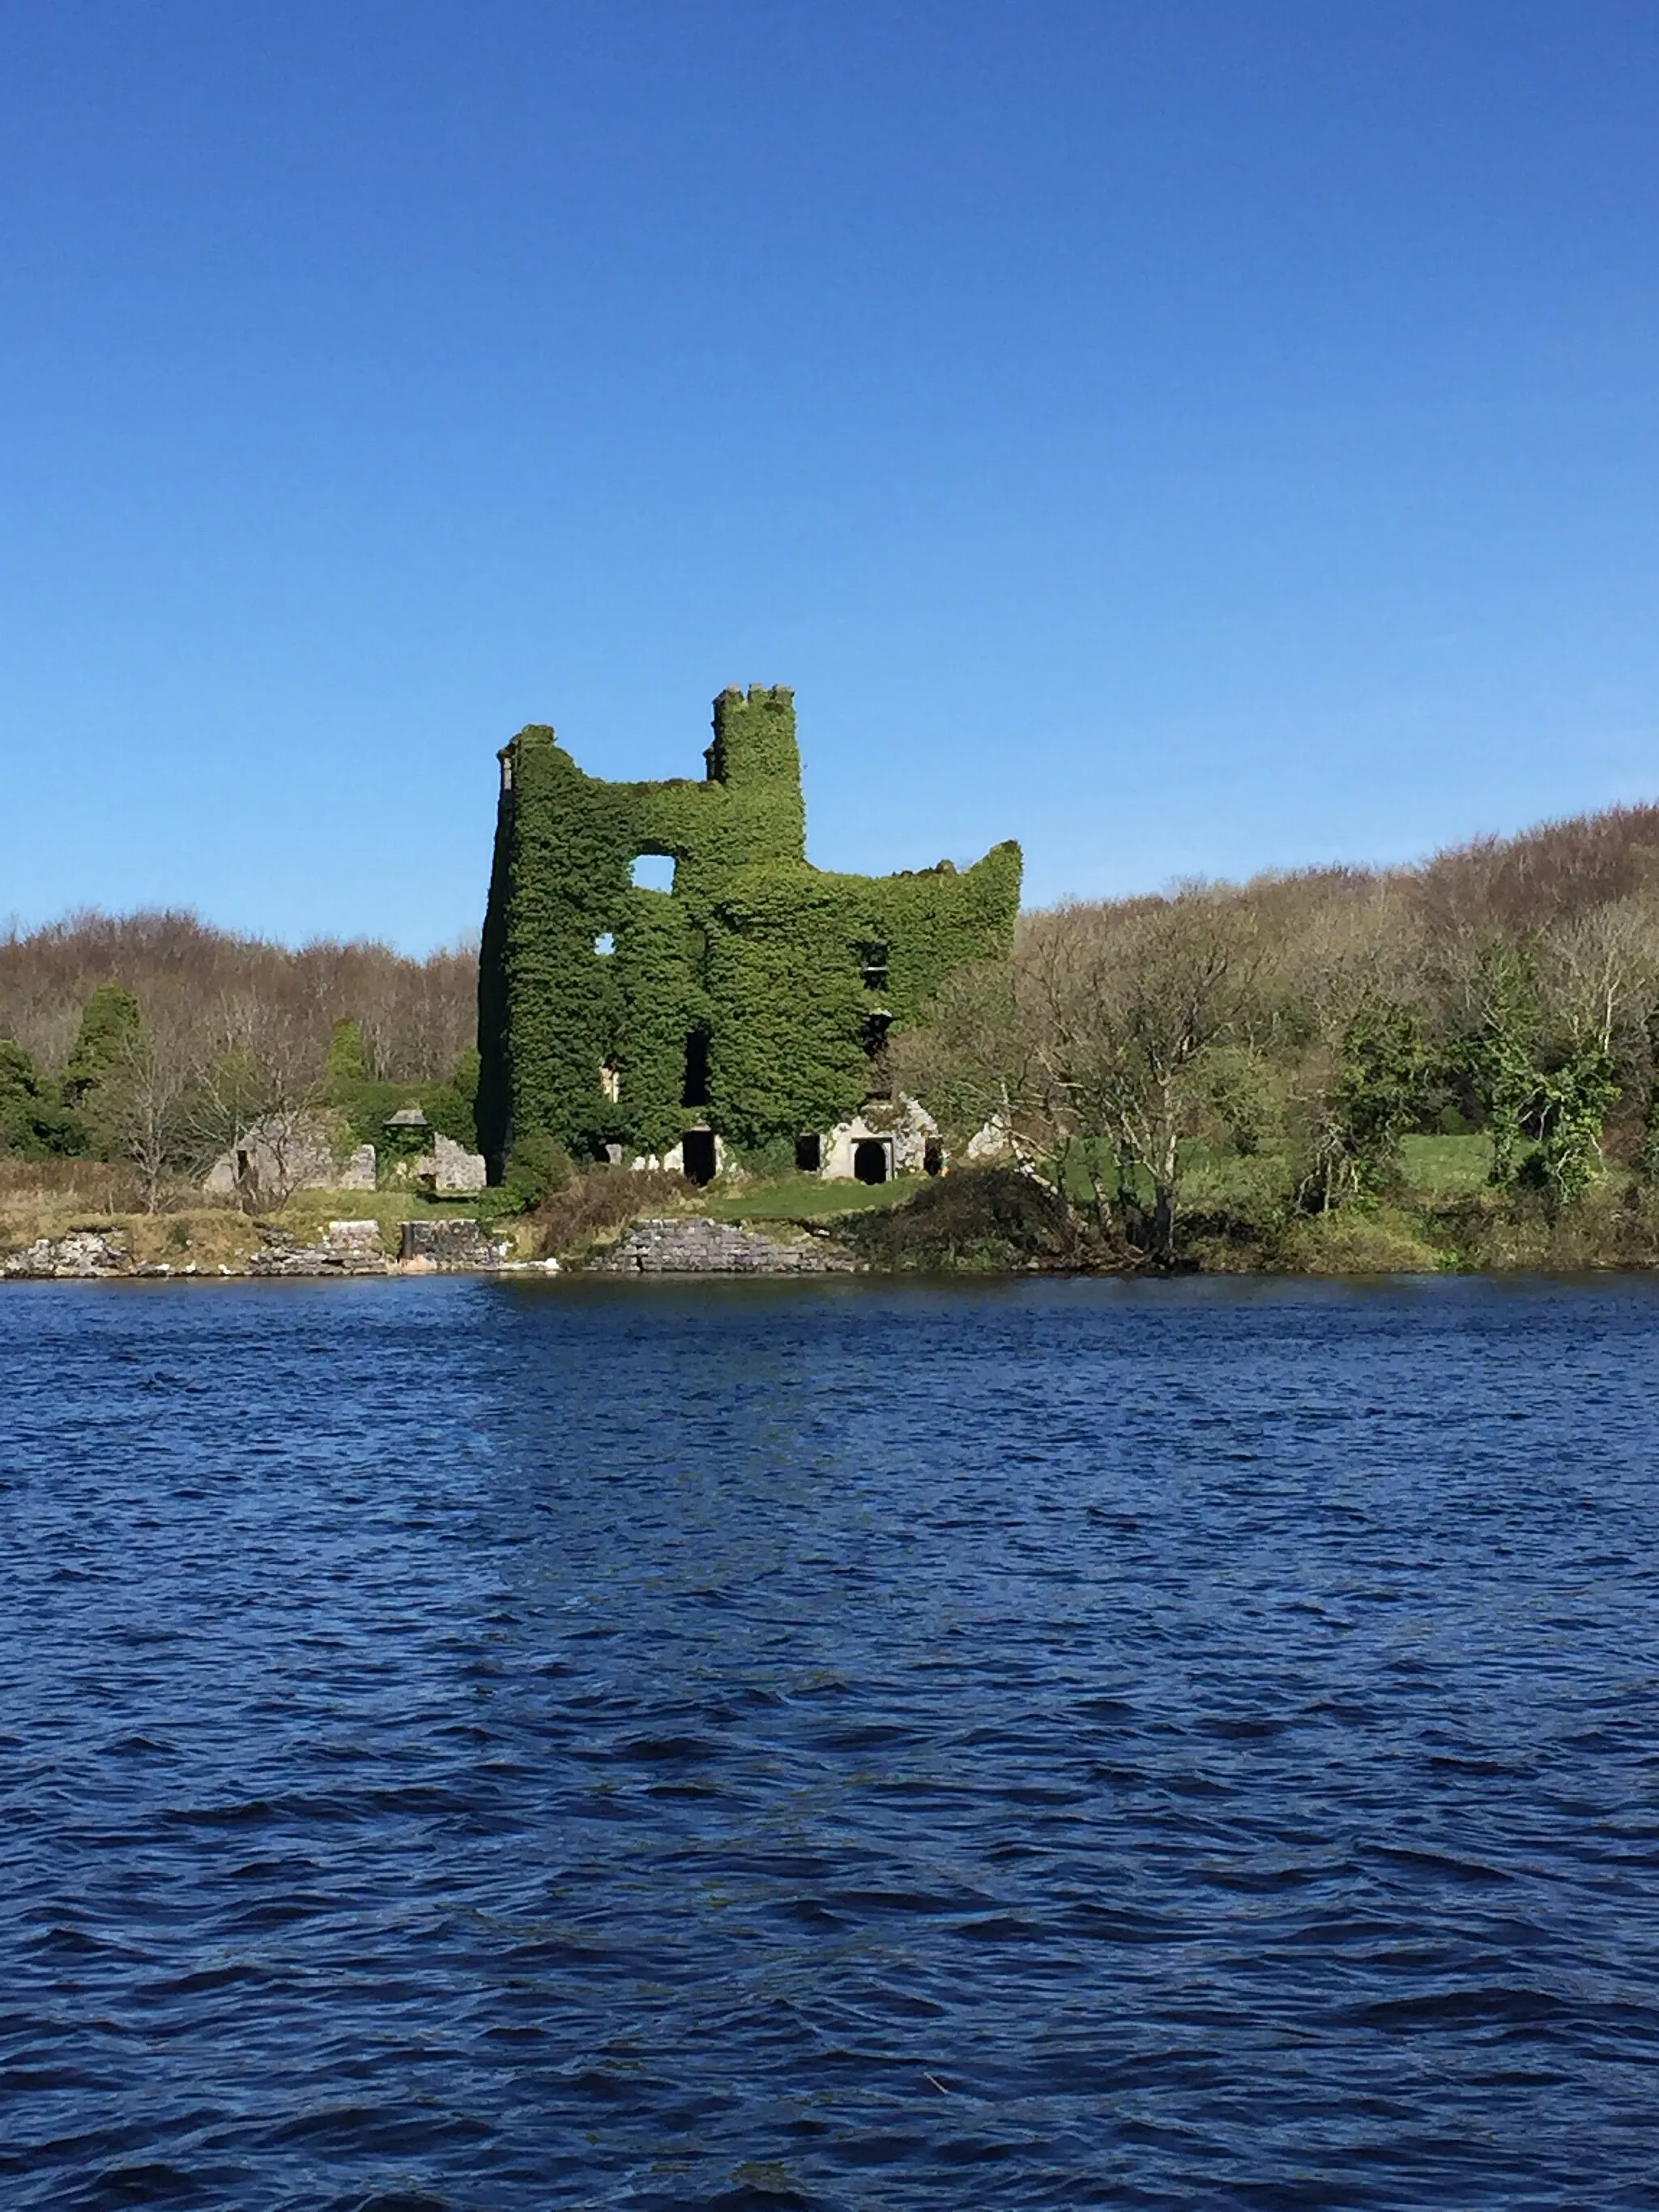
[416,1132,488,1194]
[203,1114,373,1204]
[821,1096,937,1179]
[641,1134,728,1178]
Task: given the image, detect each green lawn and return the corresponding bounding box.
[1399,1133,1493,1193]
[705,1171,923,1221]
[1057,1131,1497,1205]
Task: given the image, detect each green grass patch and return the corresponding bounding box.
[706,1172,924,1221]
[1399,1132,1492,1193]
[1050,1139,1120,1204]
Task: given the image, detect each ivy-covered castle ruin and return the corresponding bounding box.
[476,685,1021,1182]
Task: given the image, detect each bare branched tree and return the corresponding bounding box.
[90,1007,203,1211]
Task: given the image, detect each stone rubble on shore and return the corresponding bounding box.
[594,1216,856,1274]
[249,1220,394,1276]
[3,1229,132,1278]
[2,1215,847,1279]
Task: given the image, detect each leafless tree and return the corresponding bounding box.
[0,910,478,1092]
[90,1008,203,1210]
[1036,893,1260,1260]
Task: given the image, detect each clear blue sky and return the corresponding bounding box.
[3,1,1657,950]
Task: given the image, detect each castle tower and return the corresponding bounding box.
[476,687,1020,1178]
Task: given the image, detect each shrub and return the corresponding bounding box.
[529,1166,697,1259]
[501,1130,575,1213]
[1277,1207,1445,1275]
[423,1046,480,1149]
[842,1165,1093,1272]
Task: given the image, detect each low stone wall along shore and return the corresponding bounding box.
[2,1221,523,1280]
[595,1217,856,1275]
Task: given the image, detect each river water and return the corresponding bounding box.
[2,1276,1657,2209]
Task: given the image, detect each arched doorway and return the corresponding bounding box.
[680,1127,718,1185]
[853,1138,890,1185]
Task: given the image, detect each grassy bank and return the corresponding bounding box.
[1154,1132,1659,1276]
[704,1173,931,1221]
[0,1161,544,1269]
[11,1144,1659,1276]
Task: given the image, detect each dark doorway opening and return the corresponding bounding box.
[681,1029,710,1108]
[681,1127,718,1185]
[795,1132,821,1173]
[853,1139,889,1185]
[923,1138,944,1176]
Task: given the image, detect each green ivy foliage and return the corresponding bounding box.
[1316,1003,1431,1201]
[424,1046,481,1148]
[1522,1049,1620,1209]
[1452,943,1621,1211]
[1459,943,1542,1187]
[476,686,1021,1170]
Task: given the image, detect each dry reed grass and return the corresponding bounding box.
[0,1159,243,1247]
[529,1168,698,1259]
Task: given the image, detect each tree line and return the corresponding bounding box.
[11,800,1659,1255]
[893,801,1659,1265]
[0,910,479,1207]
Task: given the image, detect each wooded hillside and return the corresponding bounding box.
[10,799,1659,1264]
[895,801,1659,1268]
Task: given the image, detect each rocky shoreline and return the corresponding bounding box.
[1,1216,857,1281]
[2,1219,526,1281]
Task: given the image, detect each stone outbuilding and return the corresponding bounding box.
[203,1113,375,1207]
[816,1096,942,1184]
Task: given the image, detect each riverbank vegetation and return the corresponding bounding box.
[0,911,480,1208]
[12,800,1659,1271]
[892,800,1659,1269]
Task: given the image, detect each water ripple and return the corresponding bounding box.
[2,1274,1658,2206]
